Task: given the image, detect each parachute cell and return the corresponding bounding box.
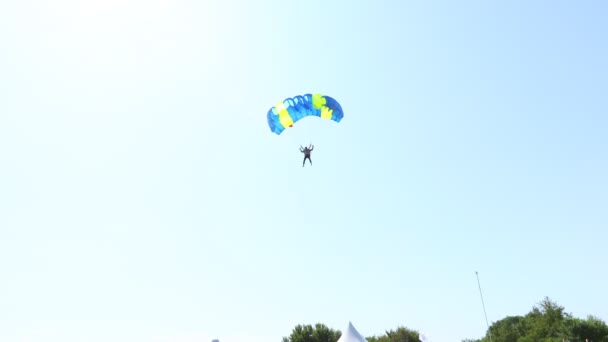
[267,93,343,135]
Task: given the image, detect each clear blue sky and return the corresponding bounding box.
[1,1,607,341]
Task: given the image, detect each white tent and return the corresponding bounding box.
[337,322,367,342]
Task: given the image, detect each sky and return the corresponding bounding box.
[1,1,607,341]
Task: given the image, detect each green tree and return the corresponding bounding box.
[282,323,342,342]
[486,315,528,342]
[466,297,607,342]
[519,297,571,342]
[367,326,422,342]
[567,315,608,342]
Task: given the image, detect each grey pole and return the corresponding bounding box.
[476,271,493,342]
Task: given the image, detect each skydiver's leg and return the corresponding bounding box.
[303,156,306,167]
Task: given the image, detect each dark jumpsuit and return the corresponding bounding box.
[302,148,312,166]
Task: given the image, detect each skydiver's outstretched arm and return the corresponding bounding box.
[300,145,304,152]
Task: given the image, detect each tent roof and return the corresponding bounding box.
[337,322,366,342]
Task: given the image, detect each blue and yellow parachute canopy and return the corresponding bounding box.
[267,93,344,135]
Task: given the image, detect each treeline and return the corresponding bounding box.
[465,297,608,342]
[281,323,421,342]
[281,297,608,342]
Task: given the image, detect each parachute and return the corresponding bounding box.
[267,93,343,135]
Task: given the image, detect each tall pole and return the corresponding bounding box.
[476,271,493,342]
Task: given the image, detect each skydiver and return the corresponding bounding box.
[300,144,314,167]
